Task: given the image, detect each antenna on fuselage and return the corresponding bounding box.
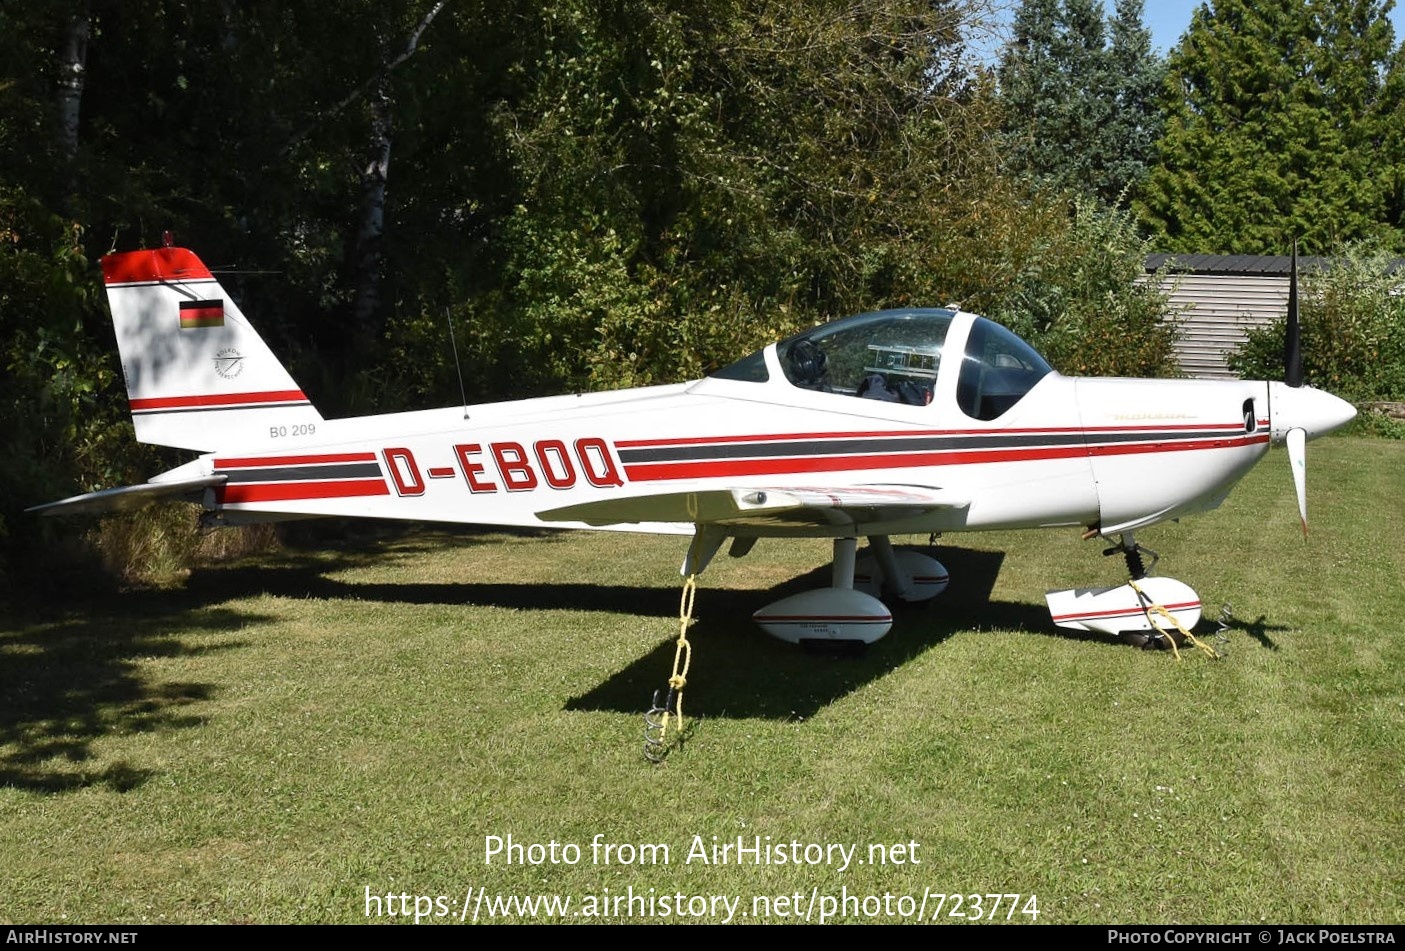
[445,306,469,420]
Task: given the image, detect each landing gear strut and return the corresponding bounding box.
[1105,534,1158,581]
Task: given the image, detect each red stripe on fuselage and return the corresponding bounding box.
[624,446,1085,480]
[1086,433,1269,458]
[621,434,1268,482]
[218,480,389,503]
[615,422,1251,449]
[131,390,308,412]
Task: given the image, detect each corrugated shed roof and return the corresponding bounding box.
[1144,253,1333,275]
[1146,252,1405,275]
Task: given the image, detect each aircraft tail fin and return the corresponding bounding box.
[102,246,323,452]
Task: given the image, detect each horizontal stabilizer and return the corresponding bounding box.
[28,475,226,517]
[536,484,967,528]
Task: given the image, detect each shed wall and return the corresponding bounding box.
[1153,273,1287,380]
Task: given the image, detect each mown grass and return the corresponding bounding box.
[1,436,1401,925]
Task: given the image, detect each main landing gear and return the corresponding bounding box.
[751,536,950,645]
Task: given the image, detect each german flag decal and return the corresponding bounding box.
[179,299,224,329]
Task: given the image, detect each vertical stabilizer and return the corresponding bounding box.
[102,247,323,452]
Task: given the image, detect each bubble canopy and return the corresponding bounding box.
[709,308,1053,420]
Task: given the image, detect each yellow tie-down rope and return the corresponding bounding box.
[1128,579,1221,661]
[664,574,698,733]
[643,574,698,762]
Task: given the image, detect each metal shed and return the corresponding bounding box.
[1144,253,1331,381]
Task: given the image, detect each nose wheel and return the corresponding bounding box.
[1045,533,1206,650]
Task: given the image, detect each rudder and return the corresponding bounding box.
[102,246,323,452]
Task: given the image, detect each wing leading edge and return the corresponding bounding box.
[535,484,968,530]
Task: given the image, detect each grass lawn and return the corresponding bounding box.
[1,435,1401,924]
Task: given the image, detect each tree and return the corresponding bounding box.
[478,0,1037,392]
[987,197,1180,378]
[1138,0,1402,254]
[1104,0,1166,199]
[997,0,1164,205]
[0,0,519,583]
[0,0,1188,587]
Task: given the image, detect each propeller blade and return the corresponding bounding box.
[1287,426,1307,536]
[1284,240,1303,387]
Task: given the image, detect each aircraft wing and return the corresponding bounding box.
[535,484,968,529]
[27,475,227,517]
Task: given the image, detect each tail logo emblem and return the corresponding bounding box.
[213,348,245,379]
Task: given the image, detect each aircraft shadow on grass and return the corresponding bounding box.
[3,534,1291,792]
[180,541,1027,720]
[564,545,1012,720]
[177,537,1279,722]
[561,547,1293,720]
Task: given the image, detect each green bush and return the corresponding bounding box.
[1228,243,1405,407]
[987,197,1181,378]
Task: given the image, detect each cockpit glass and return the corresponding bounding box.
[774,309,954,406]
[956,317,1052,420]
[710,349,770,383]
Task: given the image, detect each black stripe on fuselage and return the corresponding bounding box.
[615,429,1244,464]
[220,463,384,484]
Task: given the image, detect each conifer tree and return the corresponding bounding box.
[1138,0,1401,253]
[997,0,1164,204]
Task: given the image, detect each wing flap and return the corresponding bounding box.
[28,475,226,517]
[536,484,967,528]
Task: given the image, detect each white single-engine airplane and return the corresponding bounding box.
[35,244,1355,649]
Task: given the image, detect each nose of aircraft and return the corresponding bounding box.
[1269,381,1357,444]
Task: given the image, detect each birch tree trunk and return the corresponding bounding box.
[350,76,394,343]
[346,0,448,348]
[57,4,90,163]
